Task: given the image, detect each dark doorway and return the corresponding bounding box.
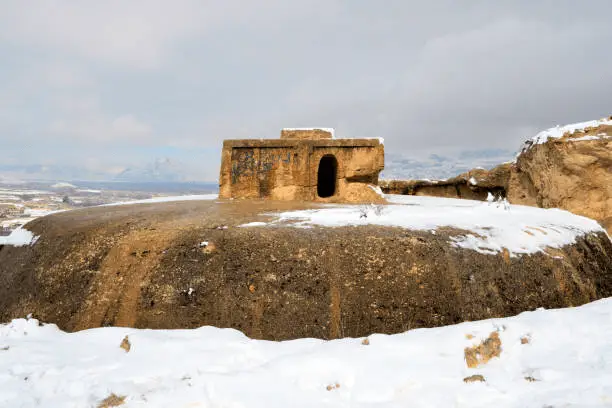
[317,155,337,198]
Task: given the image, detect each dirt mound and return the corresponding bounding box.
[1,200,611,340]
[381,118,612,234]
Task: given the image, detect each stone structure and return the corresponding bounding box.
[219,128,385,202]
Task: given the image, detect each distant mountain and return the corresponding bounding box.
[114,158,191,182]
[0,164,111,181]
[0,157,199,183]
[381,149,515,180]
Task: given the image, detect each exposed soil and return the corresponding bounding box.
[1,199,611,340]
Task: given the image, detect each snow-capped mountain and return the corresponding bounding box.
[114,158,192,182]
[381,149,515,180]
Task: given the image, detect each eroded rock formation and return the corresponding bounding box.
[381,117,612,233]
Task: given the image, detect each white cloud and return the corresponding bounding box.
[0,1,336,69]
[1,1,612,181]
[50,112,152,144]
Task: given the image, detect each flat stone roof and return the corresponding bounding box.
[222,138,383,148]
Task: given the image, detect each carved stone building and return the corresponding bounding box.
[219,128,385,202]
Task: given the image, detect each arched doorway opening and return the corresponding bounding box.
[317,155,337,198]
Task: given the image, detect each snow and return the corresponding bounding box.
[283,127,336,138]
[51,182,76,189]
[77,189,102,194]
[2,298,612,407]
[23,208,59,218]
[0,195,21,201]
[520,117,612,154]
[240,221,269,227]
[568,134,611,142]
[368,184,385,197]
[249,195,606,257]
[102,194,218,207]
[0,226,38,246]
[0,189,53,196]
[469,177,477,185]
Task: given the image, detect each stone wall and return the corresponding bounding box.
[219,138,385,203]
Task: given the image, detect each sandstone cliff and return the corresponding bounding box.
[381,116,612,234]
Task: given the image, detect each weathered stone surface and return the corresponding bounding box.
[1,200,611,341]
[219,130,385,203]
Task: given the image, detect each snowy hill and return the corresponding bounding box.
[2,298,612,407]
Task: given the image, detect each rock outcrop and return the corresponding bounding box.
[1,199,611,340]
[508,119,612,233]
[381,117,612,234]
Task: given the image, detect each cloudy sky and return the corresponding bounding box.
[1,1,611,181]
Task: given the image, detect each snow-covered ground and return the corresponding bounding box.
[0,227,38,246]
[2,298,612,407]
[102,194,219,206]
[243,195,607,257]
[3,194,607,257]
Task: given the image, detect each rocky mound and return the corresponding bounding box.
[381,116,612,234]
[1,197,611,340]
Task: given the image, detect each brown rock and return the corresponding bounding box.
[463,374,486,383]
[464,331,502,368]
[98,393,125,407]
[120,336,131,352]
[509,122,612,234]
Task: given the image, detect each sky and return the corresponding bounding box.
[1,1,611,181]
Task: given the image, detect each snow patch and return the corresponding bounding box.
[239,221,268,228]
[102,194,218,207]
[568,134,611,142]
[368,185,385,197]
[0,227,38,246]
[250,195,605,257]
[51,182,76,189]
